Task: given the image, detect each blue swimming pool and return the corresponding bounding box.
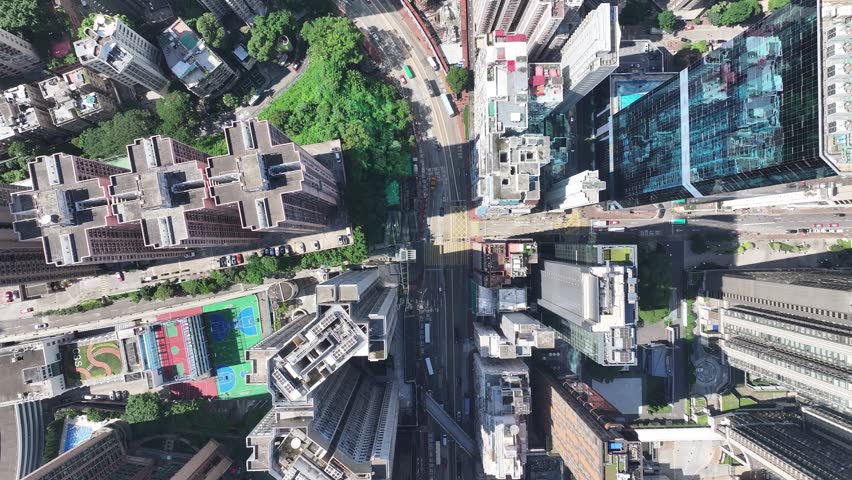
[63,423,93,452]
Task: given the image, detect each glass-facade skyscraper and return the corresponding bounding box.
[610,0,838,207]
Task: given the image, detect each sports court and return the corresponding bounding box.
[152,319,192,383]
[202,295,266,399]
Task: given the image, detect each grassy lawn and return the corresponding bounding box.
[696,414,709,426]
[604,463,617,480]
[463,104,470,139]
[739,397,757,407]
[734,242,754,254]
[606,247,633,263]
[720,393,740,412]
[639,308,669,324]
[828,239,852,252]
[694,397,707,411]
[769,241,809,253]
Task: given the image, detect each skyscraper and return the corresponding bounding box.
[74,15,169,94]
[538,258,638,367]
[610,0,843,207]
[515,1,579,61]
[472,0,526,34]
[706,270,852,414]
[10,153,185,267]
[0,29,41,78]
[558,4,620,110]
[207,119,339,234]
[111,135,260,249]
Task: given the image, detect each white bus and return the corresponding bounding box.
[424,323,431,344]
[440,94,456,117]
[435,441,442,465]
[426,56,438,71]
[425,357,434,376]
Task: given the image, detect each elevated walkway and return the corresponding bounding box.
[422,391,478,457]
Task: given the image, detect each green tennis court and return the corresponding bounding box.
[202,295,266,398]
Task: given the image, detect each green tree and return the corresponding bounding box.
[300,16,362,79]
[156,90,199,144]
[196,12,227,49]
[222,93,241,109]
[78,13,133,39]
[692,40,709,54]
[768,0,790,9]
[719,0,761,26]
[75,110,158,159]
[446,66,471,94]
[192,133,229,156]
[657,10,678,33]
[153,282,176,301]
[123,392,164,424]
[0,0,38,33]
[247,10,294,62]
[168,399,201,417]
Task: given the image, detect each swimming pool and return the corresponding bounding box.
[63,423,93,452]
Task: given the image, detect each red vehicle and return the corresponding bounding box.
[685,25,696,30]
[115,271,124,282]
[290,62,301,71]
[607,220,621,225]
[399,75,407,86]
[4,291,12,303]
[813,223,824,228]
[20,307,33,314]
[236,253,244,264]
[829,223,840,227]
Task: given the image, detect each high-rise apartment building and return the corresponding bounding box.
[530,366,642,480]
[22,422,155,480]
[706,270,852,414]
[473,354,530,479]
[472,0,525,34]
[515,1,579,60]
[198,0,231,19]
[0,84,68,147]
[74,15,169,94]
[10,153,185,267]
[37,67,119,134]
[538,259,638,366]
[0,29,41,78]
[558,4,620,110]
[0,334,74,407]
[714,404,852,480]
[172,439,233,480]
[111,135,259,249]
[610,0,846,208]
[159,19,240,98]
[822,1,852,172]
[207,119,339,234]
[544,169,607,211]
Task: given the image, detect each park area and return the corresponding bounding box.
[202,295,266,399]
[62,340,123,386]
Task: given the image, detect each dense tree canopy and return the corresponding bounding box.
[124,392,164,424]
[222,93,241,109]
[75,110,158,159]
[446,66,471,94]
[196,13,227,49]
[156,90,200,144]
[1,140,45,183]
[657,10,678,33]
[768,0,790,9]
[300,16,362,80]
[720,0,762,25]
[0,0,38,33]
[247,10,294,61]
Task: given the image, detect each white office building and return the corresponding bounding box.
[544,169,607,211]
[559,4,620,109]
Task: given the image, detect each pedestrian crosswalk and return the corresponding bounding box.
[423,240,470,267]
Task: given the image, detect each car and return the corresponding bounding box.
[109,391,116,401]
[115,271,124,282]
[313,240,321,250]
[439,206,445,217]
[229,255,237,266]
[338,235,349,246]
[123,390,130,400]
[183,251,196,258]
[298,242,306,253]
[398,74,407,86]
[219,257,227,268]
[12,290,20,299]
[291,61,301,71]
[34,323,48,330]
[786,229,798,234]
[279,245,292,256]
[457,376,462,386]
[83,394,96,400]
[430,175,437,191]
[442,434,448,446]
[3,291,12,303]
[833,213,846,217]
[235,253,244,264]
[456,411,462,422]
[830,223,840,227]
[686,24,696,30]
[608,220,621,225]
[813,223,824,228]
[798,228,809,233]
[20,307,33,314]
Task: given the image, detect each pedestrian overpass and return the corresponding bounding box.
[422,391,478,458]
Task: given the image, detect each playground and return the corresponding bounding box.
[62,340,123,386]
[202,295,266,399]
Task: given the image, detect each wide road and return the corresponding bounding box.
[333,1,472,478]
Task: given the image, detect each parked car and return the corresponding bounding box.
[291,61,301,71]
[398,74,407,86]
[183,251,196,258]
[34,323,48,330]
[813,223,824,228]
[279,245,292,256]
[115,271,124,282]
[123,390,130,400]
[4,291,12,302]
[297,242,306,253]
[12,290,20,299]
[313,240,321,250]
[829,223,840,227]
[439,206,445,217]
[607,220,621,225]
[109,391,116,401]
[229,255,237,266]
[786,229,798,234]
[236,253,244,264]
[219,257,227,268]
[20,307,33,314]
[338,235,349,245]
[833,213,846,217]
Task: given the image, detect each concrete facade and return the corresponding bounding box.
[0,29,40,78]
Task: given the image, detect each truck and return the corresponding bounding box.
[426,56,438,71]
[607,227,625,232]
[424,323,431,344]
[671,218,687,225]
[425,357,434,376]
[591,220,607,227]
[440,94,456,117]
[435,441,442,465]
[463,395,471,416]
